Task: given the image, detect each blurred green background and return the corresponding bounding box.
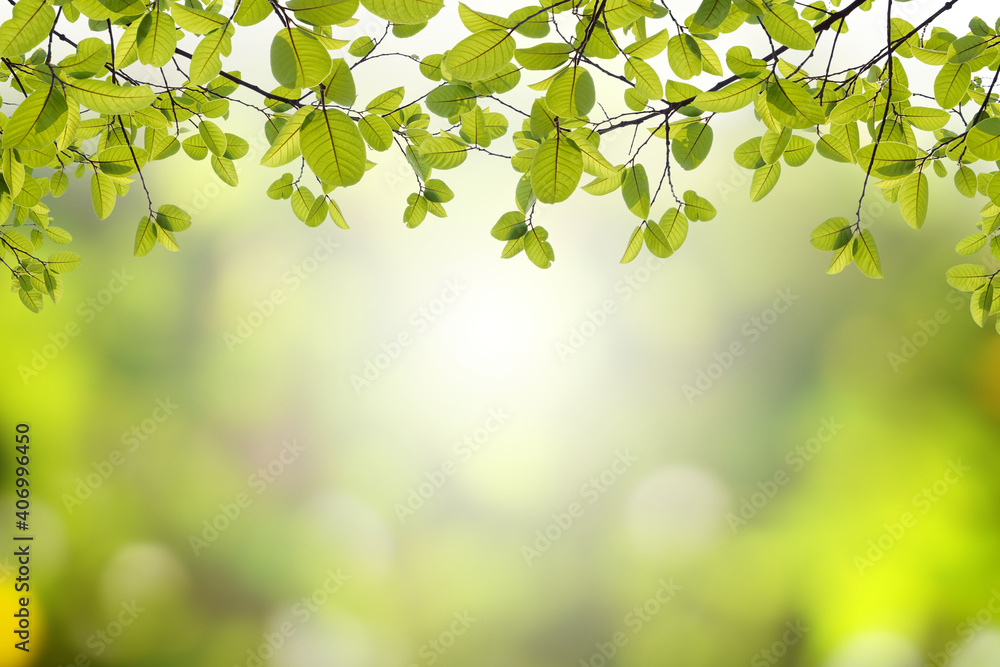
[3,3,1000,666]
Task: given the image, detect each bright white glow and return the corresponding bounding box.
[435,280,550,380]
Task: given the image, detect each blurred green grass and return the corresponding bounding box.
[1,99,999,667]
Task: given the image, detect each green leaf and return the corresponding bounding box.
[58,37,109,79]
[546,65,595,117]
[156,204,191,232]
[830,95,869,124]
[733,137,765,169]
[514,42,573,71]
[285,0,358,25]
[182,134,209,160]
[949,34,985,64]
[643,221,672,258]
[3,229,33,255]
[321,58,356,105]
[682,190,716,221]
[624,29,669,59]
[760,4,815,51]
[966,118,1000,161]
[828,240,854,274]
[531,132,583,204]
[491,211,527,240]
[260,106,312,166]
[946,263,991,291]
[900,106,950,131]
[366,86,405,113]
[267,173,295,199]
[956,232,988,255]
[694,76,763,112]
[189,26,231,86]
[523,227,554,268]
[328,199,349,229]
[760,126,791,164]
[667,34,702,80]
[766,79,825,127]
[694,0,731,30]
[49,170,68,198]
[991,236,1000,262]
[426,83,478,117]
[358,114,393,151]
[459,106,490,147]
[726,45,766,78]
[934,62,971,108]
[2,85,67,150]
[445,29,516,82]
[300,109,367,187]
[290,185,315,221]
[95,145,148,176]
[42,268,62,303]
[660,207,688,251]
[671,121,713,171]
[458,2,513,31]
[621,164,650,219]
[154,223,180,251]
[170,2,228,34]
[955,165,977,197]
[304,195,328,227]
[423,178,454,202]
[501,236,524,259]
[271,27,333,88]
[223,133,249,159]
[90,171,116,220]
[134,216,158,257]
[1,152,23,199]
[66,80,156,115]
[508,5,549,38]
[783,135,814,167]
[898,171,929,229]
[18,289,42,313]
[419,135,468,169]
[348,36,375,57]
[810,217,853,251]
[234,0,273,25]
[971,284,993,327]
[855,142,919,179]
[137,11,177,68]
[46,251,81,273]
[853,229,883,278]
[816,134,855,163]
[404,194,428,228]
[0,0,55,58]
[620,225,643,264]
[749,163,781,201]
[199,119,228,157]
[211,155,238,186]
[359,0,443,24]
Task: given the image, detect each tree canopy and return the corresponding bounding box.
[1,0,999,330]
